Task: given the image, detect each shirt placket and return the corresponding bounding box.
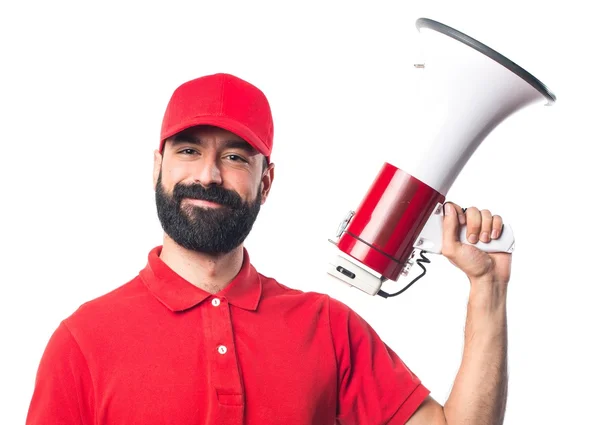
[205,296,244,424]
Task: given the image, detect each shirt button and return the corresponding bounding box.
[218,345,227,355]
[212,298,221,307]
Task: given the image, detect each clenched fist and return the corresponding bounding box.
[442,202,512,285]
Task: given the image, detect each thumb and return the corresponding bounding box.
[442,202,462,256]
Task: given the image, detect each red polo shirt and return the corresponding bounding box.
[27,247,429,424]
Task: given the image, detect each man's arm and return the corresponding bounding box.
[406,203,510,425]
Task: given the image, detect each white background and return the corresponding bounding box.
[1,0,598,423]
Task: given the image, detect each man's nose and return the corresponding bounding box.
[194,156,223,187]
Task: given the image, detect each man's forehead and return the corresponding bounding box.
[175,125,243,141]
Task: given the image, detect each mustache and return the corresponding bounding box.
[173,183,244,209]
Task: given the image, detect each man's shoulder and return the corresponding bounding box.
[62,274,147,330]
[258,273,354,313]
[259,272,324,299]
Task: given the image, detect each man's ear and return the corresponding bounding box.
[153,150,162,189]
[260,162,275,205]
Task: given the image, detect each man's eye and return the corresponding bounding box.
[226,154,247,163]
[180,149,197,155]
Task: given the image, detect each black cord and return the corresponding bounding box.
[377,251,431,298]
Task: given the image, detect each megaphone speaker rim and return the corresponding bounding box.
[416,18,556,104]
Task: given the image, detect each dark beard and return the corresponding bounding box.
[155,171,262,255]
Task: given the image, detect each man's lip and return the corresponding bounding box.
[183,198,222,208]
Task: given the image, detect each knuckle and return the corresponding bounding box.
[468,224,481,232]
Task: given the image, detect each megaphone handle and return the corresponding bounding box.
[415,204,515,254]
[457,223,515,253]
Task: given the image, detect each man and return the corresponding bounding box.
[26,73,510,424]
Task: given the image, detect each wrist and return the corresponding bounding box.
[468,277,508,310]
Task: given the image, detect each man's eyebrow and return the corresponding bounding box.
[171,133,201,146]
[169,134,257,155]
[222,140,258,155]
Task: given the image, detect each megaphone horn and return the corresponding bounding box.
[327,18,556,297]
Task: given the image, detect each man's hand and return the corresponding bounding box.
[442,202,512,285]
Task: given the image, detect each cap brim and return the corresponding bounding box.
[160,115,270,161]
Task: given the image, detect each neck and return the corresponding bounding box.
[159,235,244,294]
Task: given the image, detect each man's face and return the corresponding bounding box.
[153,125,274,255]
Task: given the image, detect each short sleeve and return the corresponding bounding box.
[26,321,95,425]
[328,297,429,425]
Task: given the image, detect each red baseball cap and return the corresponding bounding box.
[159,73,274,161]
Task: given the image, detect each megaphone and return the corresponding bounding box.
[327,18,556,297]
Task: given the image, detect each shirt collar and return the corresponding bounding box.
[139,246,262,312]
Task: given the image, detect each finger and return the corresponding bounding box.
[443,202,464,217]
[445,202,466,225]
[465,207,482,244]
[491,215,504,239]
[480,209,493,242]
[443,203,462,249]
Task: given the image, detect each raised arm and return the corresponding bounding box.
[406,202,510,425]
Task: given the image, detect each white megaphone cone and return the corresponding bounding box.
[327,18,556,297]
[404,18,555,195]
